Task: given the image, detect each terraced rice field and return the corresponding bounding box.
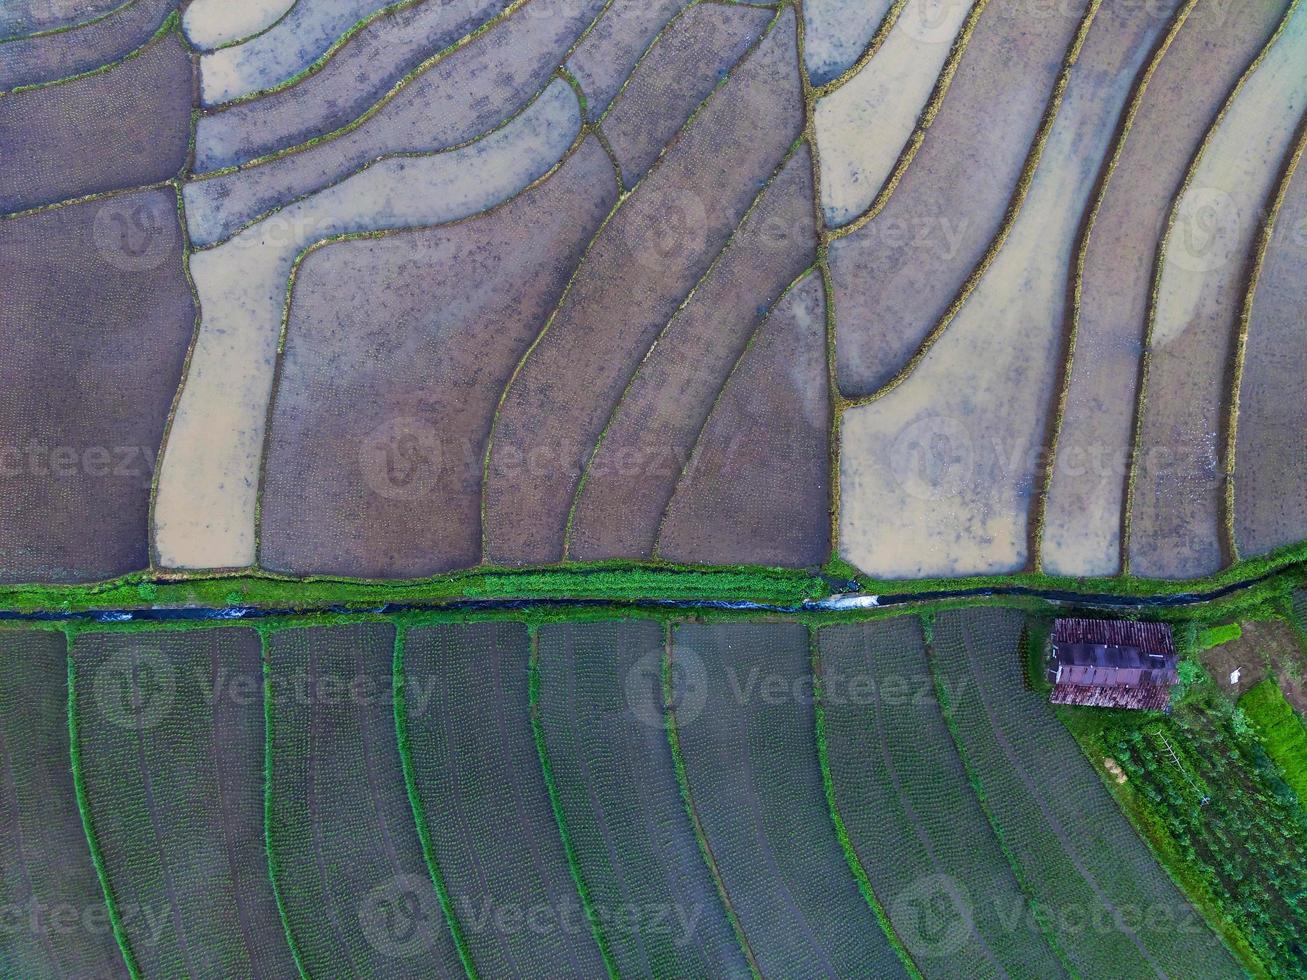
[1,614,1253,977]
[3,0,1307,582]
[4,3,1307,975]
[929,608,1240,976]
[817,617,1067,976]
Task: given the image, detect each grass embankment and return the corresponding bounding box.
[0,563,836,615]
[1,541,1306,619]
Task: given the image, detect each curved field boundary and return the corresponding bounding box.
[1224,118,1307,561]
[0,0,135,45]
[563,141,812,558]
[398,621,609,975]
[668,621,911,976]
[69,629,298,977]
[183,0,300,52]
[663,625,762,978]
[183,0,604,245]
[1123,0,1305,575]
[155,80,582,572]
[0,28,191,215]
[805,0,899,89]
[65,643,142,979]
[480,6,798,564]
[813,0,977,227]
[0,2,177,97]
[193,0,511,170]
[1035,0,1224,576]
[255,135,615,580]
[392,627,477,978]
[840,0,1099,408]
[248,121,599,576]
[526,630,620,978]
[566,0,691,123]
[263,624,465,975]
[655,268,830,567]
[187,0,601,183]
[259,629,310,980]
[198,0,400,105]
[816,620,1070,977]
[822,0,988,239]
[809,635,922,979]
[929,607,1243,976]
[0,630,134,978]
[534,620,751,975]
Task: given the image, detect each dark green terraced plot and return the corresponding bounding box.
[930,608,1242,978]
[818,617,1068,978]
[399,621,607,977]
[266,623,463,977]
[671,621,908,978]
[0,630,127,979]
[70,628,296,978]
[535,619,750,977]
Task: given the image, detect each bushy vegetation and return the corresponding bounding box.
[1090,688,1307,977]
[1240,679,1307,805]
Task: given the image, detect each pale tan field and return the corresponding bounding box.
[153,82,580,569]
[815,0,974,227]
[841,0,1172,577]
[1039,0,1289,577]
[1129,2,1307,580]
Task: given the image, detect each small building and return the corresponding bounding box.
[1047,618,1178,711]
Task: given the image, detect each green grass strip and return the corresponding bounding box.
[0,561,832,614]
[64,638,143,980]
[809,637,923,980]
[1195,622,1242,651]
[392,627,478,978]
[1240,678,1307,804]
[661,627,761,979]
[7,536,1307,618]
[260,629,310,980]
[526,630,619,978]
[922,630,1078,978]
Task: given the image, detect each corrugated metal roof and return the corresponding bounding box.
[1050,681,1173,711]
[1052,618,1176,657]
[1048,619,1178,709]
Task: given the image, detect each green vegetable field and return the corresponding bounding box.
[6,605,1294,977]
